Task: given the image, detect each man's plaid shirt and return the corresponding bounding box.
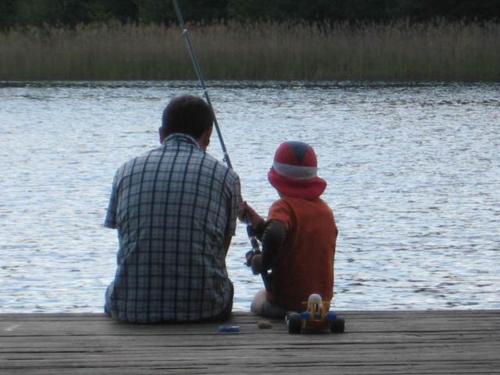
[104,133,242,322]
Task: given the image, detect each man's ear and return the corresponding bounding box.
[198,127,212,150]
[159,127,166,144]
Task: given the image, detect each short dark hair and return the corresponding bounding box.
[161,95,214,139]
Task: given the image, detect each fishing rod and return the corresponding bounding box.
[172,0,232,169]
[172,0,267,284]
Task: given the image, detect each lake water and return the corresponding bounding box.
[1,81,499,313]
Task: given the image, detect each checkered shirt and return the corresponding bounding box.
[104,133,242,322]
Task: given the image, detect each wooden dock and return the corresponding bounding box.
[1,310,499,374]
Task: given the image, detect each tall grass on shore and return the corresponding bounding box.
[1,21,499,81]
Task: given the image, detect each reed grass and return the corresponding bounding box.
[1,21,499,81]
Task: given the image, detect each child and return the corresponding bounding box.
[241,141,338,318]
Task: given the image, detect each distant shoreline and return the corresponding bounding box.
[1,22,499,81]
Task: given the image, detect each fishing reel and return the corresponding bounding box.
[244,225,262,274]
[244,223,273,290]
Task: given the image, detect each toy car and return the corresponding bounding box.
[286,294,345,334]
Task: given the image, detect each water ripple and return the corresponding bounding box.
[1,81,499,312]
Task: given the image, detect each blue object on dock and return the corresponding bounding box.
[326,311,337,321]
[218,325,240,333]
[300,312,312,320]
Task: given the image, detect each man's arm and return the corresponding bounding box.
[104,170,120,229]
[224,173,242,255]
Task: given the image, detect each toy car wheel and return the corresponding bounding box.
[287,313,302,334]
[330,317,345,333]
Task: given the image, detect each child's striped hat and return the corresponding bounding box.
[268,141,327,200]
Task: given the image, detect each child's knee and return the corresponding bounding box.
[250,289,267,314]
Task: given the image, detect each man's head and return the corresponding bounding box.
[160,95,214,149]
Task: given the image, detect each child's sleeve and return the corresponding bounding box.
[259,200,294,270]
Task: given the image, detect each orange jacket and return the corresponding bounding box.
[266,197,337,311]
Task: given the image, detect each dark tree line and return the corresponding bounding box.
[1,0,500,30]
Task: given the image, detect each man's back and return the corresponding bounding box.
[105,133,241,322]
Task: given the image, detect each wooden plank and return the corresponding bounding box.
[0,311,499,374]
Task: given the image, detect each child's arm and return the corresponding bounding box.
[251,220,287,274]
[239,201,266,236]
[240,201,287,273]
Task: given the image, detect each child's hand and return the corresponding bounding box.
[250,253,263,275]
[239,201,265,228]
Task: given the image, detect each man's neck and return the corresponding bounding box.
[163,133,200,148]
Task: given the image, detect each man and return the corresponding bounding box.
[104,95,242,323]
